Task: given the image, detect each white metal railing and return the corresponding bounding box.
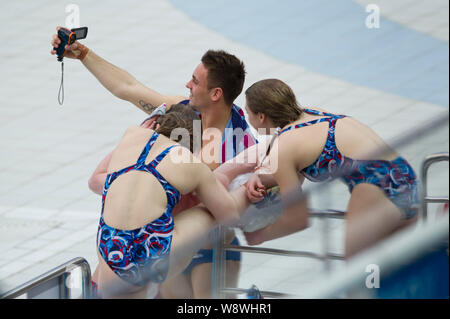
[420,152,449,220]
[302,215,449,298]
[211,206,346,298]
[0,257,91,299]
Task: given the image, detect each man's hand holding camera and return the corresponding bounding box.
[50,26,89,61]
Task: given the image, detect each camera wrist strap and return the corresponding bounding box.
[58,62,64,105]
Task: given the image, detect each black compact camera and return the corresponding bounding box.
[53,27,88,61]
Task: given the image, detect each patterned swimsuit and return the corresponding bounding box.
[179,100,258,273]
[280,109,419,219]
[97,132,181,286]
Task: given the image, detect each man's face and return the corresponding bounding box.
[186,63,212,110]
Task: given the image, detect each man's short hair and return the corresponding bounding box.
[201,50,246,106]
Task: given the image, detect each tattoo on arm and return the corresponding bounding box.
[139,100,157,113]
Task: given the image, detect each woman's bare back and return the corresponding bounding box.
[280,108,399,171]
[102,126,206,230]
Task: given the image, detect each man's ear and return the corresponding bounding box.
[210,87,223,102]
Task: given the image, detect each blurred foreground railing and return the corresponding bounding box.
[211,208,346,298]
[0,257,91,299]
[302,216,448,299]
[213,187,449,299]
[421,152,449,220]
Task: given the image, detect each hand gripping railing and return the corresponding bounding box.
[211,209,346,298]
[0,257,91,299]
[420,152,449,221]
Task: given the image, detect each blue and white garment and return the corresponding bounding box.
[280,108,419,219]
[97,132,181,286]
[179,100,258,161]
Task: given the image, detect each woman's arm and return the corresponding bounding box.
[88,151,113,195]
[246,167,280,202]
[213,161,257,189]
[213,144,260,187]
[244,147,309,245]
[172,153,256,217]
[195,164,252,225]
[172,149,257,215]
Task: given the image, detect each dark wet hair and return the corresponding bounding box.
[201,50,246,106]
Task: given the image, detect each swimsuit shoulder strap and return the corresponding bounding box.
[280,117,329,134]
[280,109,346,135]
[303,108,346,140]
[136,131,181,168]
[136,131,160,165]
[147,144,182,207]
[149,144,180,168]
[304,108,339,117]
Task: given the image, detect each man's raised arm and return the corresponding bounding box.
[50,26,185,114]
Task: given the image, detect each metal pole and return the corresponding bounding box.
[211,226,226,299]
[322,213,331,272]
[220,287,295,298]
[318,184,332,272]
[1,257,91,299]
[224,244,344,260]
[420,152,449,221]
[304,218,449,298]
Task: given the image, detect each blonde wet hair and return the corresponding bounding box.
[245,79,303,128]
